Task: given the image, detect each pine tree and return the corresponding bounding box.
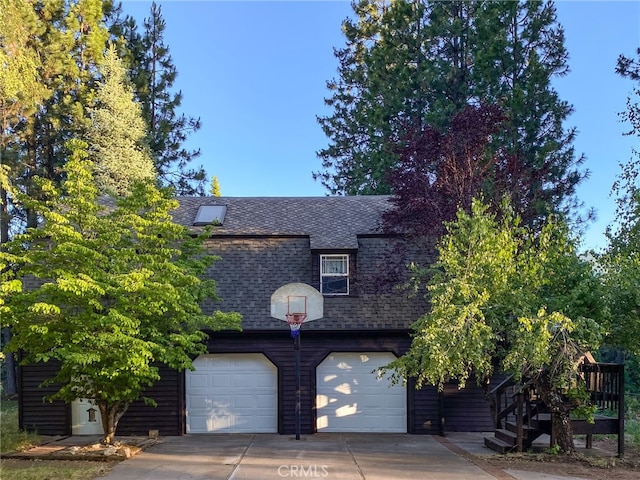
[87,45,156,195]
[124,2,206,195]
[0,0,47,242]
[1,0,113,231]
[317,0,586,226]
[602,48,640,354]
[210,176,221,197]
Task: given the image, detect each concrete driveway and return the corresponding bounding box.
[96,433,589,480]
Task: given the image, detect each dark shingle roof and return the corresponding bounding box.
[173,196,391,249]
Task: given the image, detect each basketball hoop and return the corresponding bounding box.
[286,313,307,338]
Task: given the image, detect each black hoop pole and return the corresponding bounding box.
[294,330,301,440]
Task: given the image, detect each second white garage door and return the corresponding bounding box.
[186,353,277,433]
[316,352,406,432]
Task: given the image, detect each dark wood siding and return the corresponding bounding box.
[19,361,70,436]
[19,331,495,435]
[409,380,441,434]
[443,380,493,432]
[117,365,184,436]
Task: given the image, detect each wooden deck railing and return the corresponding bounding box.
[579,362,625,456]
[488,362,625,455]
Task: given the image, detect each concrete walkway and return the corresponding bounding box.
[96,433,592,480]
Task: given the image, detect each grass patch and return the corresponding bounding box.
[1,399,41,454]
[1,399,115,480]
[0,459,112,480]
[625,417,640,446]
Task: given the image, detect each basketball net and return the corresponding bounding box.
[286,313,306,338]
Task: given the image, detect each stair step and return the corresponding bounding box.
[505,421,537,435]
[530,413,552,432]
[484,436,515,454]
[495,428,517,445]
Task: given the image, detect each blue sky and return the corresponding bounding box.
[122,0,639,252]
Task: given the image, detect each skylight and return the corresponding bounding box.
[194,205,227,226]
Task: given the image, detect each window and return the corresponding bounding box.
[320,254,349,295]
[194,205,227,226]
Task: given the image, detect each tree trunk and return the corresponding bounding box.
[1,328,18,396]
[0,187,18,396]
[551,409,575,453]
[98,401,130,444]
[536,379,577,454]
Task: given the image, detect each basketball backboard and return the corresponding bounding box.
[270,283,323,323]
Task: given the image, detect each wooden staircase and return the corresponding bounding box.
[484,362,625,455]
[484,377,547,453]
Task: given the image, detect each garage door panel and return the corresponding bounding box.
[233,374,255,387]
[316,352,406,432]
[211,375,230,387]
[187,395,209,409]
[186,354,277,433]
[187,373,209,388]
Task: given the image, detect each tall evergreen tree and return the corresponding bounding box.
[316,0,425,195]
[0,0,47,243]
[123,2,206,195]
[0,0,48,395]
[317,0,585,226]
[1,0,113,232]
[602,49,640,354]
[86,45,156,195]
[210,176,221,197]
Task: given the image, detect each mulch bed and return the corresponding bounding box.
[2,436,160,462]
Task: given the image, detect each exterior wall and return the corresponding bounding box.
[203,236,432,330]
[443,382,494,432]
[19,361,70,436]
[18,363,183,437]
[117,365,184,436]
[18,331,495,436]
[18,233,498,436]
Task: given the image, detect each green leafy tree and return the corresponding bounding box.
[382,198,604,453]
[123,2,206,195]
[317,0,585,226]
[86,45,156,195]
[0,142,241,443]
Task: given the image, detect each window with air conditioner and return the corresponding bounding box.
[320,254,349,295]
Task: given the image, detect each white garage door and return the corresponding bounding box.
[316,352,406,432]
[186,353,277,433]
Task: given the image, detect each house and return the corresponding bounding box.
[18,196,495,436]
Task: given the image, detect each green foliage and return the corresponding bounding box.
[0,0,47,127]
[382,197,604,451]
[384,198,603,395]
[545,443,562,455]
[1,0,115,238]
[87,45,156,195]
[121,1,205,195]
[210,176,221,197]
[0,145,240,441]
[316,0,585,226]
[601,48,640,355]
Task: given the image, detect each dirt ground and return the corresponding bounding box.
[480,439,640,480]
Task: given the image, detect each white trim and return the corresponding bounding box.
[320,254,349,295]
